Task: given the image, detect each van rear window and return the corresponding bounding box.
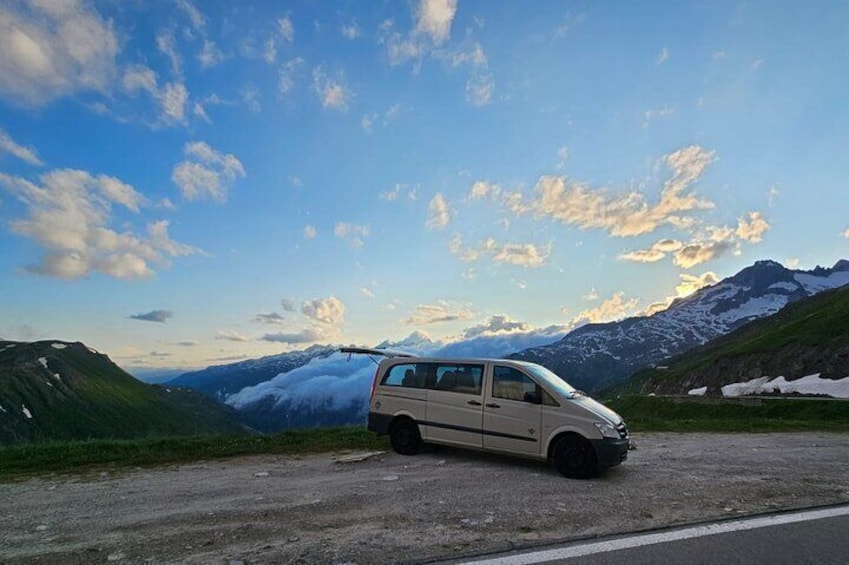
[381,363,429,389]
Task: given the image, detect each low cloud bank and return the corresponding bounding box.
[225,327,568,426]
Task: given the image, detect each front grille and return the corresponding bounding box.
[616,423,629,439]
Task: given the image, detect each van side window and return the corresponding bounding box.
[434,364,483,395]
[493,366,540,403]
[382,363,428,388]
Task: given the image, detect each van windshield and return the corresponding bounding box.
[519,362,577,398]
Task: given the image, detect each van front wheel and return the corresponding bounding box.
[390,418,422,455]
[552,435,598,479]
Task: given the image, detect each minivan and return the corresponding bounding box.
[342,347,629,479]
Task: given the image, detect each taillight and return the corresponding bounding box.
[369,367,379,402]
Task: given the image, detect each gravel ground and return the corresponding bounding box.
[2,432,848,564]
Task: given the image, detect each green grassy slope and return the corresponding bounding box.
[625,285,849,395]
[0,341,248,443]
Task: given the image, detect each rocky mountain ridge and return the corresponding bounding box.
[510,260,849,392]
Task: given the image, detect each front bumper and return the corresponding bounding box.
[590,437,630,468]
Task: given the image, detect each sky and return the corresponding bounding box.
[1,0,848,371]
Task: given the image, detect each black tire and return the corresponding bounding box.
[389,418,422,455]
[552,435,598,479]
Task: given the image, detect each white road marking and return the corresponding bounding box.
[462,505,849,565]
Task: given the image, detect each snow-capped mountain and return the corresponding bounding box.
[510,259,849,393]
[167,344,336,400]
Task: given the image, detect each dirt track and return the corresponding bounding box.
[2,432,848,564]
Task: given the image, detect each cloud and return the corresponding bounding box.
[462,315,529,338]
[465,72,495,106]
[278,16,295,42]
[656,47,669,65]
[254,312,286,325]
[175,0,205,31]
[360,287,375,298]
[673,239,735,268]
[312,66,350,111]
[302,296,346,326]
[735,211,769,243]
[216,330,249,342]
[0,0,120,106]
[174,340,199,347]
[571,292,639,327]
[261,328,324,344]
[448,235,549,268]
[426,193,451,230]
[0,169,197,279]
[643,106,674,129]
[404,302,473,325]
[280,299,297,312]
[172,141,245,203]
[0,128,44,166]
[334,222,369,248]
[198,40,225,68]
[156,30,182,76]
[381,0,458,66]
[843,229,849,239]
[122,65,188,125]
[130,310,173,323]
[676,271,719,297]
[380,183,419,201]
[505,145,716,237]
[644,271,720,316]
[581,288,599,301]
[341,22,361,39]
[416,0,458,44]
[303,225,317,239]
[278,57,304,96]
[469,181,500,201]
[240,84,262,112]
[619,238,684,263]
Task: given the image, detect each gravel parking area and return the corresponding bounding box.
[2,432,848,564]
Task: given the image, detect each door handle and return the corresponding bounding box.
[467,400,482,406]
[486,403,500,408]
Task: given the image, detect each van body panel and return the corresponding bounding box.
[424,389,483,448]
[482,399,541,456]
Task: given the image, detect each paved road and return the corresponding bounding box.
[460,505,849,565]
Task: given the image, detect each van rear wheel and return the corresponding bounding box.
[552,435,598,479]
[390,418,422,455]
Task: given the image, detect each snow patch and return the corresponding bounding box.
[88,347,98,354]
[51,343,68,350]
[767,281,799,292]
[0,405,6,413]
[688,386,707,396]
[718,294,789,324]
[22,405,33,419]
[53,373,62,381]
[722,374,849,399]
[38,357,48,369]
[794,271,849,293]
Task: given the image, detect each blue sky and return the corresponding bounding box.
[1,0,847,370]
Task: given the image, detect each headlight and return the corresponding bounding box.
[594,421,619,439]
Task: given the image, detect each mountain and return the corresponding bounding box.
[0,340,249,444]
[127,367,188,384]
[167,344,336,399]
[627,284,849,396]
[510,259,849,393]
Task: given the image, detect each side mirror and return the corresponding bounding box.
[523,391,542,404]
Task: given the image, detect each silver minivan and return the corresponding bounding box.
[342,348,629,479]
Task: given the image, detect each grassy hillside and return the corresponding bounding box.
[626,285,849,395]
[0,341,248,443]
[607,396,849,432]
